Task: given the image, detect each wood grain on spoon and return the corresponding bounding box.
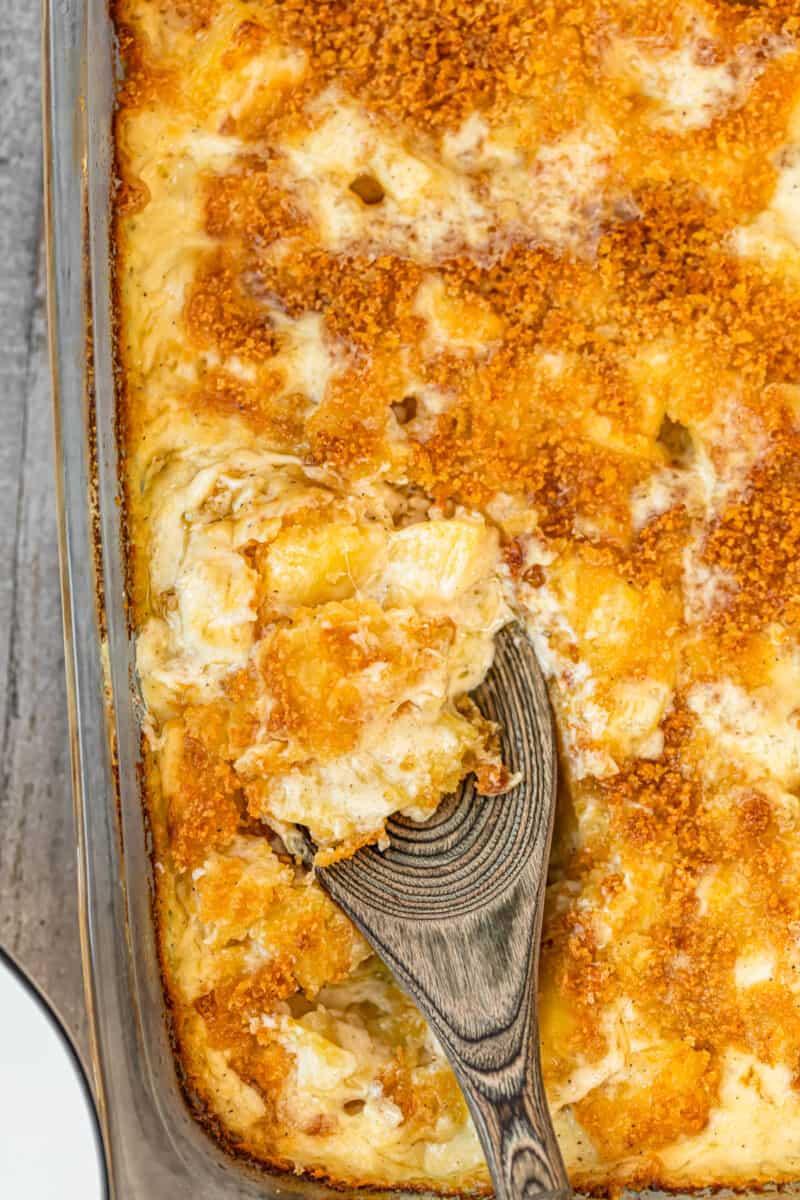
[313,623,570,1200]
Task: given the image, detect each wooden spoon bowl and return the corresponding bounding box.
[312,624,570,1200]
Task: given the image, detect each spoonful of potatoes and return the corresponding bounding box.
[308,623,570,1200]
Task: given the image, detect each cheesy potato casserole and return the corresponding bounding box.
[114,0,800,1191]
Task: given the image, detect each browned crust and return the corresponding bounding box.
[109,0,800,1192]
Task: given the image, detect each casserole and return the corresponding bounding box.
[47,0,800,1194]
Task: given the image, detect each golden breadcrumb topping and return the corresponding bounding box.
[114,0,800,1192]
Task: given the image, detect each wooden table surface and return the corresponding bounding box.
[0,2,89,1063]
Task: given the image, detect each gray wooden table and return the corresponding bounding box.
[1,2,88,1063]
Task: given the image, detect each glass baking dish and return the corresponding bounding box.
[42,2,800,1198]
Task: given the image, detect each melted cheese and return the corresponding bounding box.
[687,676,800,791]
[240,707,492,847]
[733,141,800,268]
[657,1051,800,1181]
[280,92,615,261]
[607,23,786,132]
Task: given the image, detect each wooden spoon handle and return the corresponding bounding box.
[456,1042,570,1200]
[316,625,571,1200]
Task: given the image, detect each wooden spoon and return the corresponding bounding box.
[311,623,570,1200]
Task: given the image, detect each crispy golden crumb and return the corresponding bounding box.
[115,0,800,1190]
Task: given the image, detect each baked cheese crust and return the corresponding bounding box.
[114,0,800,1191]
